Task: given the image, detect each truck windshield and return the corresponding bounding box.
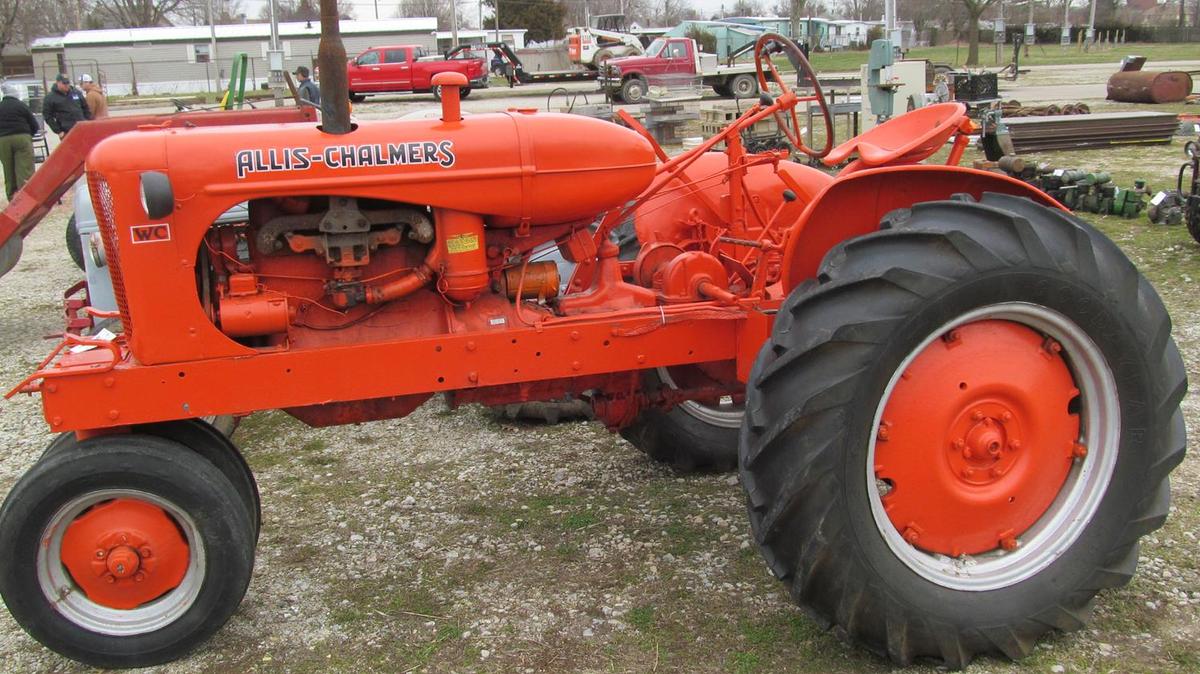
[645,39,665,57]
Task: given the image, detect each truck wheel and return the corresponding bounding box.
[729,74,758,99]
[459,86,472,100]
[739,193,1186,667]
[41,419,259,542]
[0,434,255,668]
[348,92,365,103]
[620,367,741,472]
[620,78,647,105]
[712,83,732,96]
[66,215,85,271]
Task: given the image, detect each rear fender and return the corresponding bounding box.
[780,165,1063,290]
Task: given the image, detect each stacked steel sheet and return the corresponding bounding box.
[1004,111,1179,153]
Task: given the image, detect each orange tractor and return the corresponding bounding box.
[0,33,1186,669]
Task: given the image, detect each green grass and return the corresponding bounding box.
[805,41,1200,72]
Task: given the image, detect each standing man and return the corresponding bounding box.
[0,82,38,199]
[79,74,109,119]
[42,74,90,139]
[294,66,321,107]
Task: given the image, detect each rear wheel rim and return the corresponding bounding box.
[37,489,205,636]
[866,302,1119,591]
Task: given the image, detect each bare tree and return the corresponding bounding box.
[93,0,187,27]
[839,0,883,20]
[960,0,998,65]
[396,0,455,30]
[731,0,762,15]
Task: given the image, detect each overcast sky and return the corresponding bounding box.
[240,0,742,30]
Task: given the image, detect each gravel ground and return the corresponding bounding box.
[0,89,1198,673]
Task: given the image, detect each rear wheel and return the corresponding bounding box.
[729,74,758,99]
[620,366,741,472]
[0,435,255,668]
[348,92,365,103]
[740,193,1186,667]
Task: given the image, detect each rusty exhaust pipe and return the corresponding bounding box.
[317,0,352,134]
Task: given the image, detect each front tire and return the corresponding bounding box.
[620,367,741,472]
[0,435,255,668]
[740,193,1186,667]
[66,215,84,271]
[620,77,647,105]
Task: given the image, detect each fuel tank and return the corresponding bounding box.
[86,111,658,227]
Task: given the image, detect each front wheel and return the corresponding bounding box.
[740,193,1186,667]
[66,215,84,271]
[620,366,742,472]
[620,78,647,105]
[348,92,365,103]
[0,435,255,668]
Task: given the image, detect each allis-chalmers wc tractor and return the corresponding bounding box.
[0,34,1186,668]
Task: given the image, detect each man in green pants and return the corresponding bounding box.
[0,82,38,200]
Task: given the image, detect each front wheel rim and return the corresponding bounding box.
[657,367,743,428]
[37,489,206,636]
[866,302,1120,591]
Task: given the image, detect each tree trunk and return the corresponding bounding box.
[966,14,981,66]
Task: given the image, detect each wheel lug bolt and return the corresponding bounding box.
[1009,439,1021,450]
[94,549,106,559]
[1001,411,1012,422]
[962,448,974,460]
[134,572,146,582]
[961,467,975,479]
[1000,536,1019,551]
[902,527,920,544]
[990,467,1003,477]
[971,409,984,421]
[1072,442,1088,459]
[140,547,152,559]
[953,438,965,449]
[104,575,115,584]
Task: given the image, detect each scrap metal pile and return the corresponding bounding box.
[974,156,1150,218]
[1002,111,1180,153]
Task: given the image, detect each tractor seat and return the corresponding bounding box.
[822,102,967,168]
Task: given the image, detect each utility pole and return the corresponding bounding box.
[374,0,379,20]
[207,0,221,92]
[1086,0,1096,45]
[494,0,500,43]
[451,0,459,47]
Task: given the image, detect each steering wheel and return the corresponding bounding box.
[753,33,833,159]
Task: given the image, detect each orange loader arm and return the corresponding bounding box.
[0,106,318,278]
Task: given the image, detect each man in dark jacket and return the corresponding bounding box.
[294,66,320,107]
[0,82,39,199]
[42,73,90,139]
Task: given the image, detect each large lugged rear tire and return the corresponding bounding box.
[0,435,255,668]
[739,193,1187,667]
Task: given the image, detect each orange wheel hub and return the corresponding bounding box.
[874,320,1082,556]
[60,499,190,609]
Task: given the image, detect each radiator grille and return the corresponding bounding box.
[88,172,133,337]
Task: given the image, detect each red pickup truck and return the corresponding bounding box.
[347,44,488,102]
[600,37,760,104]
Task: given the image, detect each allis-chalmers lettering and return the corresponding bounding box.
[234,140,456,179]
